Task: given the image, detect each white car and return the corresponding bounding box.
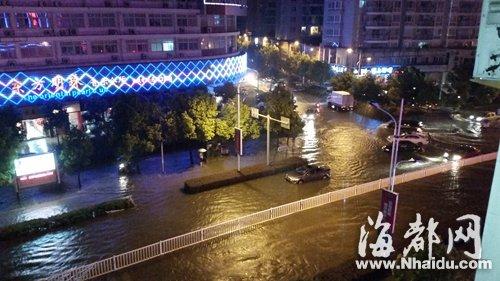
[387,133,430,146]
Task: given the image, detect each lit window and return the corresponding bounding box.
[16,12,51,29]
[20,42,53,58]
[151,40,174,52]
[0,12,10,28]
[0,43,16,59]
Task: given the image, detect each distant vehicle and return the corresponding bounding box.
[443,144,480,161]
[118,158,138,175]
[382,141,422,153]
[304,107,319,119]
[327,91,355,111]
[387,133,430,145]
[285,165,331,184]
[387,120,424,129]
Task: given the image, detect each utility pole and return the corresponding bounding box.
[390,99,405,191]
[237,84,241,172]
[250,107,290,166]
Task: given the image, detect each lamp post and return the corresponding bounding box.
[370,99,405,191]
[346,48,353,69]
[237,83,242,172]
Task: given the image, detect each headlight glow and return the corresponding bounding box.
[452,155,462,161]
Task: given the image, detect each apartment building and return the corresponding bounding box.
[0,0,247,71]
[247,0,278,37]
[0,0,248,149]
[322,0,482,79]
[276,0,324,45]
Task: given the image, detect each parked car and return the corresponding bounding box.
[387,133,430,145]
[382,141,423,153]
[285,165,331,184]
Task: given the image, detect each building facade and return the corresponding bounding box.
[0,0,248,155]
[0,0,246,73]
[322,0,482,79]
[247,0,278,38]
[276,0,324,45]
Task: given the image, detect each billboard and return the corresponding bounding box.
[473,0,500,86]
[14,153,58,189]
[0,53,247,107]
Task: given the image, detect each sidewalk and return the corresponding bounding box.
[0,141,287,227]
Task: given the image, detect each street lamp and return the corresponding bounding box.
[367,57,372,63]
[370,99,405,191]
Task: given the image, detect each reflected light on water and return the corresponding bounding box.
[301,118,319,163]
[20,205,66,222]
[119,176,129,191]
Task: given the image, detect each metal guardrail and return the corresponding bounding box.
[44,152,497,281]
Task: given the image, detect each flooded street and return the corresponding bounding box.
[0,97,498,280]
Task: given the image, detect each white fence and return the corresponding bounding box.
[44,152,497,281]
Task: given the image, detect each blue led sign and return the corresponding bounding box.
[0,53,247,106]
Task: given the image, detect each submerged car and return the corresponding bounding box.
[382,140,423,153]
[285,165,331,184]
[443,144,480,161]
[387,133,430,145]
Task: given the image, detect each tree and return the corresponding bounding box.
[214,82,237,103]
[446,61,500,107]
[111,96,162,172]
[184,92,218,143]
[59,128,93,189]
[387,67,438,104]
[351,74,383,102]
[41,102,70,146]
[255,44,283,80]
[180,111,197,164]
[308,61,332,84]
[265,85,304,140]
[216,99,261,140]
[331,71,356,91]
[0,107,22,187]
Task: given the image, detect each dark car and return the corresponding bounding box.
[382,140,422,153]
[443,144,480,161]
[387,120,424,129]
[285,165,331,184]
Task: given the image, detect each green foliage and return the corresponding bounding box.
[41,102,70,139]
[184,93,218,142]
[265,85,304,138]
[387,67,439,104]
[59,128,93,173]
[445,61,500,107]
[214,82,237,102]
[0,197,134,240]
[308,60,333,84]
[0,108,22,187]
[255,44,283,80]
[351,74,383,101]
[216,99,261,140]
[331,71,356,91]
[111,96,163,163]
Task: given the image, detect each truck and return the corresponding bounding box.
[326,91,355,111]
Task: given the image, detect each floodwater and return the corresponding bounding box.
[0,100,498,280]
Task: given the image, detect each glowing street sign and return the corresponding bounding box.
[0,53,247,106]
[14,152,59,189]
[14,153,56,177]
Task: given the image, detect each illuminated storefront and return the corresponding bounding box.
[0,53,247,107]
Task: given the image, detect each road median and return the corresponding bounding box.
[184,157,308,194]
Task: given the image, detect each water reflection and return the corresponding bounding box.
[19,205,66,222]
[301,117,319,164]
